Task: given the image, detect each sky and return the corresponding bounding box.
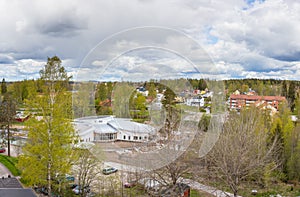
[1,0,300,81]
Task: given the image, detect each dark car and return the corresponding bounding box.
[102,167,118,175]
[0,147,6,153]
[65,174,75,181]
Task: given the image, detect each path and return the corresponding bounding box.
[181,178,242,197]
[0,162,12,178]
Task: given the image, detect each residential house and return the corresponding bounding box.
[229,94,286,111]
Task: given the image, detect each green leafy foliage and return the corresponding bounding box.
[198,113,211,132]
[17,56,76,195]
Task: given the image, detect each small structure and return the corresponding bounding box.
[15,112,30,122]
[185,97,204,107]
[160,183,190,197]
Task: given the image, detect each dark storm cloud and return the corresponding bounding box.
[272,52,300,62]
[36,15,87,37]
[0,55,14,64]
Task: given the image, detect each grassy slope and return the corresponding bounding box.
[0,154,21,176]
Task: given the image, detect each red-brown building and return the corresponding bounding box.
[229,94,286,110]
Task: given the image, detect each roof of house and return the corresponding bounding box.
[94,123,117,134]
[74,116,155,135]
[0,177,36,197]
[230,94,286,101]
[108,118,155,133]
[0,189,36,197]
[0,177,23,188]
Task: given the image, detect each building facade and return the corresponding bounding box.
[229,94,286,110]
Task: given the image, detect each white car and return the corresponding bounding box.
[72,185,90,195]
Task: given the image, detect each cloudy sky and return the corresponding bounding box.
[1,0,300,81]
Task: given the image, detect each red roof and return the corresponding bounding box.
[230,94,286,101]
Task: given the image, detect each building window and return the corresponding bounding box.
[123,135,126,140]
[94,133,117,141]
[134,136,138,140]
[128,136,131,140]
[139,136,142,140]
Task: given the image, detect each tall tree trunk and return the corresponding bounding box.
[234,191,237,197]
[7,125,10,157]
[48,161,51,196]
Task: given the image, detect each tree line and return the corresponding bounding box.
[1,59,300,196]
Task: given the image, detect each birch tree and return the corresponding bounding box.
[18,56,75,195]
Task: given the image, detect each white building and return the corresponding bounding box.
[185,97,205,107]
[74,116,156,143]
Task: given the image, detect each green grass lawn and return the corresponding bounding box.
[0,154,21,176]
[190,189,214,197]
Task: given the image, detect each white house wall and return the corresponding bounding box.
[117,130,149,142]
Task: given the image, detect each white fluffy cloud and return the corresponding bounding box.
[0,0,300,81]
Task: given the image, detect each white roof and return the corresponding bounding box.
[108,118,155,134]
[94,123,117,134]
[74,116,155,135]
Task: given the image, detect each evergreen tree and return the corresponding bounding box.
[1,78,7,95]
[281,80,288,97]
[198,79,207,90]
[147,81,157,101]
[0,94,16,157]
[288,81,296,112]
[97,83,107,101]
[162,87,179,138]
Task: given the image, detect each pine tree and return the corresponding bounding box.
[0,94,16,157]
[281,80,288,97]
[1,78,7,95]
[162,87,179,138]
[288,81,296,112]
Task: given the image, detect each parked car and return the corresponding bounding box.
[138,178,161,192]
[124,180,137,188]
[0,147,5,153]
[65,174,75,181]
[72,185,90,195]
[102,167,118,175]
[34,186,62,197]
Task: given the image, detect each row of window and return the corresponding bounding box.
[81,133,149,142]
[123,135,147,141]
[95,133,117,141]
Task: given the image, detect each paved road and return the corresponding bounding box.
[0,162,12,178]
[2,145,20,157]
[181,178,242,197]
